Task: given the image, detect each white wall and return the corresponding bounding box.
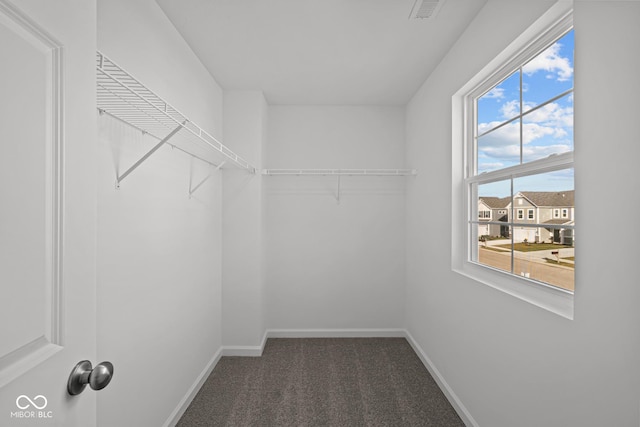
[405,1,640,426]
[222,91,267,350]
[265,106,406,331]
[97,0,224,425]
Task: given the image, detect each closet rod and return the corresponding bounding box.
[262,169,417,176]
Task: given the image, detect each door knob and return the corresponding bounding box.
[67,360,114,395]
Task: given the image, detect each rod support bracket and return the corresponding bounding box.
[115,122,185,187]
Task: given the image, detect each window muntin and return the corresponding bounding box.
[468,29,575,293]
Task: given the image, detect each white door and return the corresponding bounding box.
[0,1,99,426]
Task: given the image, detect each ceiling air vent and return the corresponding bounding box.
[409,0,447,19]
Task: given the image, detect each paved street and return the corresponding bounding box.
[478,246,574,291]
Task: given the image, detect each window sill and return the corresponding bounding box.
[453,261,574,320]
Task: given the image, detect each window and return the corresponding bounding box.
[479,210,491,219]
[452,4,575,318]
[470,28,575,290]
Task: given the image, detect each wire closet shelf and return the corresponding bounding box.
[262,169,417,176]
[96,51,256,180]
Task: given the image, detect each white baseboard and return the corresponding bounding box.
[403,330,479,427]
[266,328,407,338]
[163,347,223,427]
[222,345,264,357]
[221,329,406,356]
[222,330,269,357]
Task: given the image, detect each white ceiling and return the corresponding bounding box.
[155,0,487,105]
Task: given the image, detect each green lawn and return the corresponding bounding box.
[495,243,573,252]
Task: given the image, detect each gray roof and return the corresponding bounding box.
[519,190,574,207]
[543,218,573,225]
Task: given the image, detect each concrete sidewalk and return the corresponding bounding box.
[482,239,574,264]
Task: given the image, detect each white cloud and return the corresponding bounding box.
[478,99,573,164]
[500,100,519,119]
[478,120,518,144]
[523,123,555,144]
[479,137,571,165]
[522,144,572,161]
[482,87,505,100]
[523,101,573,129]
[522,42,573,82]
[481,144,520,159]
[478,121,520,162]
[498,99,573,126]
[477,161,506,172]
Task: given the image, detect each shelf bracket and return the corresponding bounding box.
[188,161,226,198]
[116,122,184,188]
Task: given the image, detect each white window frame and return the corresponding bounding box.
[517,209,524,220]
[562,209,568,218]
[452,3,574,319]
[528,209,535,220]
[554,209,560,218]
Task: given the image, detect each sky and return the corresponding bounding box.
[476,30,574,198]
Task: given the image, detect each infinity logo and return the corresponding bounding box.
[15,395,47,410]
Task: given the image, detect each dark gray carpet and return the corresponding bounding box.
[177,338,464,426]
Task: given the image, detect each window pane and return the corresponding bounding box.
[477,118,520,173]
[522,30,574,112]
[511,226,574,291]
[476,180,512,273]
[477,180,510,238]
[477,70,520,125]
[522,92,573,164]
[477,225,513,275]
[512,169,574,291]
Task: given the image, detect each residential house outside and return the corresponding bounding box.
[478,196,510,238]
[479,190,575,245]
